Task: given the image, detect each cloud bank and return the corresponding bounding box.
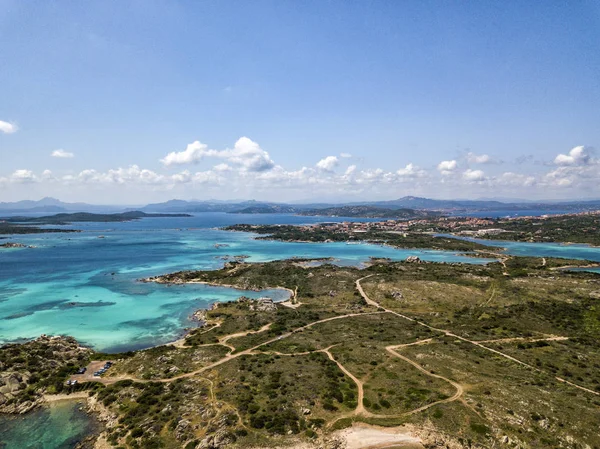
[1,143,597,201]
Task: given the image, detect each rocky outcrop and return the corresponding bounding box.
[0,242,34,248]
[236,296,277,312]
[391,290,404,299]
[0,335,91,414]
[405,256,421,263]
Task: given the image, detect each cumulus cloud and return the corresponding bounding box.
[437,160,457,175]
[161,141,211,166]
[52,149,75,158]
[223,137,275,172]
[161,137,275,172]
[463,169,485,182]
[344,165,357,176]
[396,163,426,178]
[340,152,352,158]
[316,156,339,172]
[0,120,17,134]
[554,146,593,166]
[10,169,36,183]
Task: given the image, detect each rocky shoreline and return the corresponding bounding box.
[0,335,92,415]
[0,242,35,249]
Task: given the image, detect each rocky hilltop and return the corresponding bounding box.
[0,335,92,414]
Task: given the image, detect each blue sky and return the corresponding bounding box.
[1,0,599,203]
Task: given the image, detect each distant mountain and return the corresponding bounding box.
[0,197,121,213]
[143,199,312,214]
[359,196,506,210]
[298,206,439,219]
[4,196,600,218]
[232,204,297,214]
[142,199,246,213]
[358,196,600,212]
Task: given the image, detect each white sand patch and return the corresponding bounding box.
[337,424,424,449]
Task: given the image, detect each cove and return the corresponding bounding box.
[0,400,99,449]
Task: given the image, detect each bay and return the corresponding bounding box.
[0,213,492,352]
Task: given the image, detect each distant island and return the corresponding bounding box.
[0,211,191,235]
[297,206,440,219]
[232,205,440,218]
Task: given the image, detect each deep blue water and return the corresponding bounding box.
[0,213,493,352]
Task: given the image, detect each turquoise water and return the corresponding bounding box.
[0,213,496,352]
[440,234,600,263]
[0,400,98,449]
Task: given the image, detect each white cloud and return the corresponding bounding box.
[554,146,593,166]
[340,152,352,158]
[0,120,17,134]
[223,137,275,172]
[498,172,536,187]
[161,141,211,166]
[10,169,36,183]
[467,152,492,164]
[161,137,275,172]
[41,170,55,181]
[462,169,485,182]
[437,160,457,175]
[396,163,426,178]
[344,165,357,176]
[52,149,75,158]
[316,156,339,172]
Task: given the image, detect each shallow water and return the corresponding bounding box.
[440,234,600,263]
[0,213,498,352]
[0,400,98,449]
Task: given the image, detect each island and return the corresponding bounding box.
[223,223,499,252]
[2,254,600,448]
[0,211,192,235]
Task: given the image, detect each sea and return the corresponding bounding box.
[1,211,600,448]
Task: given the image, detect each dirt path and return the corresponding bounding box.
[356,276,599,398]
[100,311,386,385]
[385,345,464,415]
[326,341,464,429]
[219,322,274,350]
[323,348,366,416]
[476,335,569,344]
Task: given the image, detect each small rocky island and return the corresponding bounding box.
[0,242,34,249]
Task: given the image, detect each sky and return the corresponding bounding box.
[1,0,599,204]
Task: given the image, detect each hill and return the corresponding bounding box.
[298,205,439,219]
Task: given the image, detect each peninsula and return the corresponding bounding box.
[0,211,192,235]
